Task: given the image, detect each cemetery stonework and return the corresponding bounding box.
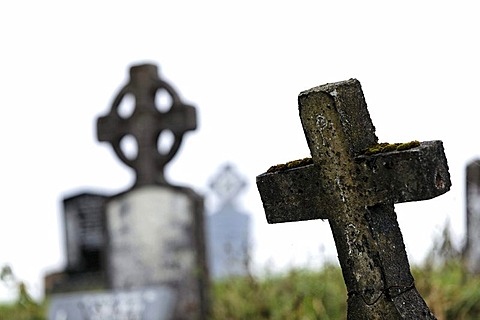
[46,64,208,320]
[206,164,251,278]
[257,79,451,319]
[465,160,480,274]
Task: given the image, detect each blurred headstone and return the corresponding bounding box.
[465,160,480,274]
[256,79,450,319]
[48,287,176,320]
[63,193,108,274]
[206,163,251,278]
[44,193,109,294]
[46,63,208,320]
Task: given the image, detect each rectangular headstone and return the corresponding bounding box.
[105,186,208,319]
[465,160,480,274]
[63,193,108,273]
[45,192,109,294]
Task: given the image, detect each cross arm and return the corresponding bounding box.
[256,140,450,224]
[256,163,329,224]
[357,140,451,206]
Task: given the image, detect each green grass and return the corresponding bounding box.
[413,261,480,320]
[0,284,45,320]
[211,261,480,320]
[1,261,480,319]
[211,264,346,319]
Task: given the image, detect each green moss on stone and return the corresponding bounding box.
[267,157,313,173]
[362,140,420,155]
[396,140,421,151]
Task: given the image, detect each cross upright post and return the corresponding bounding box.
[257,79,450,319]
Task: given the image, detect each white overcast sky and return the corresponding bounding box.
[1,1,479,300]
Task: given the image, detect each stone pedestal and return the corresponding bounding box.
[106,185,208,319]
[207,205,250,278]
[48,287,176,320]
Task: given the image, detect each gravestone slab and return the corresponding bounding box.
[106,185,206,317]
[207,164,251,278]
[257,79,450,319]
[63,193,108,273]
[465,159,480,274]
[45,192,109,294]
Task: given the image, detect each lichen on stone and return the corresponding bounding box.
[362,140,420,155]
[267,157,313,173]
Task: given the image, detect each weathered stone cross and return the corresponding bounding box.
[256,79,450,319]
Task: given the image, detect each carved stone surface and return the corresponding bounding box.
[257,79,450,319]
[97,64,196,186]
[48,287,176,320]
[209,163,247,207]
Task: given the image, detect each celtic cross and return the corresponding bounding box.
[97,64,196,186]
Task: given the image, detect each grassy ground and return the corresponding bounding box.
[211,264,346,319]
[211,261,480,320]
[2,261,479,320]
[413,261,480,320]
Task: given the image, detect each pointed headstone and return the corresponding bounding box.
[207,163,251,278]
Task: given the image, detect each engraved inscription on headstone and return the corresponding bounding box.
[48,287,176,320]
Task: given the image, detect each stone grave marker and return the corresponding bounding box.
[48,63,208,320]
[48,287,176,320]
[465,159,480,274]
[256,79,451,319]
[206,163,251,278]
[63,193,108,274]
[45,192,109,294]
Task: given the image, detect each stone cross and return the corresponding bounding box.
[256,79,451,319]
[96,63,208,319]
[209,163,247,208]
[97,63,196,186]
[207,164,251,278]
